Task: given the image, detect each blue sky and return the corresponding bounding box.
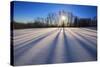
[12,1,97,23]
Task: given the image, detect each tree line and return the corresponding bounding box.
[12,12,97,29]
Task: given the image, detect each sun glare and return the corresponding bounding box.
[61,15,66,21]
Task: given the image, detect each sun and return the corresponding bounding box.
[61,15,66,21]
[58,15,67,26]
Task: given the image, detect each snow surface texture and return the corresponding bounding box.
[13,27,97,66]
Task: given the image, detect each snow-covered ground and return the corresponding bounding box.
[13,27,97,66]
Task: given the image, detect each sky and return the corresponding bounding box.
[12,1,97,23]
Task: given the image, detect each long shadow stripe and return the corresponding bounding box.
[63,29,76,62]
[78,31,97,38]
[14,29,58,48]
[14,31,39,40]
[76,28,97,38]
[14,29,58,60]
[14,29,49,40]
[81,28,97,33]
[14,29,39,36]
[72,30,97,46]
[45,29,61,64]
[66,29,97,60]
